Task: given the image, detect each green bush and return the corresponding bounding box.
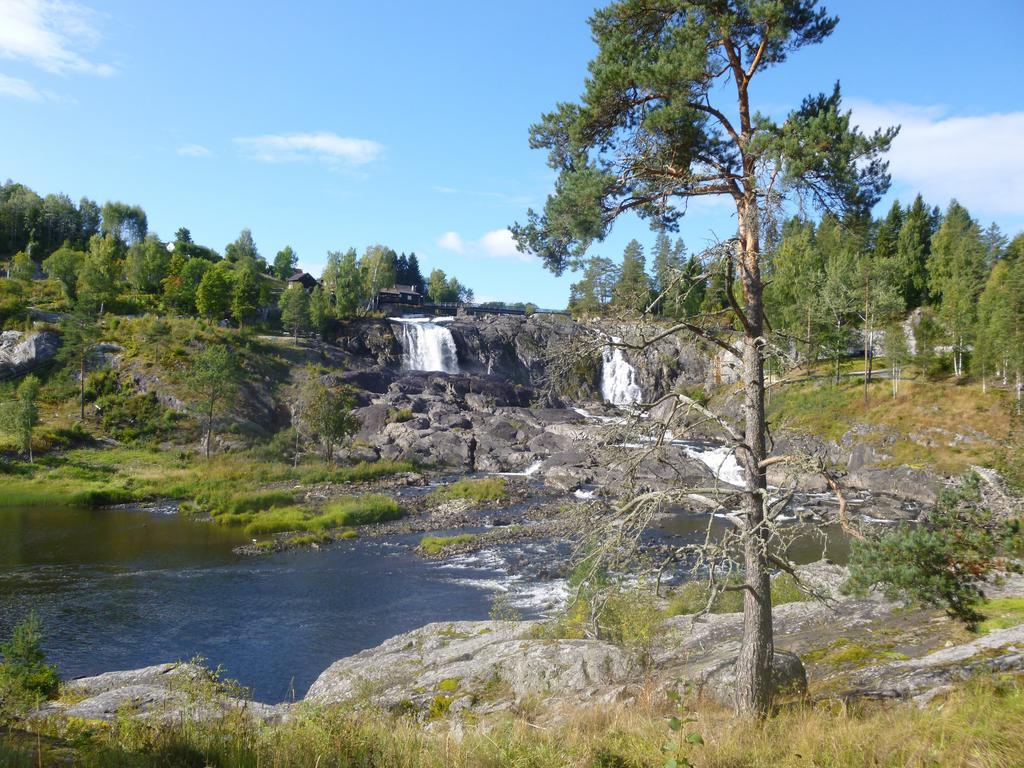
[0,613,59,716]
[666,572,809,617]
[387,407,413,423]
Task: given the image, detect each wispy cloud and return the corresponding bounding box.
[0,71,42,100]
[850,100,1024,217]
[234,132,384,167]
[0,0,114,76]
[436,228,530,262]
[432,185,532,206]
[177,143,213,158]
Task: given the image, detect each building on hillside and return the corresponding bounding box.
[287,269,320,292]
[376,284,422,307]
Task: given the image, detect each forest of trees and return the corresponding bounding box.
[0,180,475,335]
[570,195,1023,402]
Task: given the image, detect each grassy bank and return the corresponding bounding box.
[0,447,415,510]
[3,675,1021,767]
[767,372,1015,476]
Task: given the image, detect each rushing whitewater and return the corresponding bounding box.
[391,317,460,373]
[601,339,642,405]
[681,443,745,486]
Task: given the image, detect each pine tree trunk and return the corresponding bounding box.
[80,353,86,421]
[733,214,773,717]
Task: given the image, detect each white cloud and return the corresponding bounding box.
[0,71,41,100]
[234,132,383,166]
[437,228,530,262]
[177,143,212,158]
[479,228,521,259]
[436,231,465,253]
[0,0,114,76]
[849,100,1024,217]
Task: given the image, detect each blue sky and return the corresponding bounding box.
[1,0,1022,307]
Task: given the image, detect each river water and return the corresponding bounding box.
[0,497,852,703]
[0,505,542,703]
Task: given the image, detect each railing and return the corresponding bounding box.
[374,296,569,317]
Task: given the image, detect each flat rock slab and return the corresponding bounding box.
[304,619,635,714]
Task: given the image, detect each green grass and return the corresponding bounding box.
[803,638,909,667]
[978,598,1024,634]
[429,477,507,504]
[297,460,415,485]
[419,534,479,556]
[666,572,810,617]
[241,495,403,536]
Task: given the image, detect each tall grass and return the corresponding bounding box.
[5,675,1022,767]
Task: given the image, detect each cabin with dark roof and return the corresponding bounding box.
[287,270,320,292]
[376,284,422,306]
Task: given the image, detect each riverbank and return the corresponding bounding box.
[6,563,1024,767]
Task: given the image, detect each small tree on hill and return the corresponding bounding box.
[196,266,233,322]
[183,344,240,460]
[0,374,41,463]
[273,245,298,280]
[279,284,311,339]
[59,306,102,421]
[231,267,260,327]
[295,375,361,462]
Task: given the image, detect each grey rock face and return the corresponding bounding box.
[697,650,807,707]
[0,329,59,376]
[304,620,634,713]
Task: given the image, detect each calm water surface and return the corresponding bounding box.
[0,506,524,702]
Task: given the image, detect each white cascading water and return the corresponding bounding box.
[391,317,460,373]
[600,339,642,406]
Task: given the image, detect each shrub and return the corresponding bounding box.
[0,613,60,716]
[387,407,413,423]
[430,477,507,503]
[845,474,1022,628]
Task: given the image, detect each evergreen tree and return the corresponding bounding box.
[406,253,426,295]
[651,233,690,317]
[895,194,935,309]
[928,201,988,376]
[612,239,651,311]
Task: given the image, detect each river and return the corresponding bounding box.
[0,505,553,703]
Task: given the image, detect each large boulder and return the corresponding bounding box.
[304,620,634,715]
[0,329,59,377]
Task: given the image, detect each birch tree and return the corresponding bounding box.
[512,0,895,715]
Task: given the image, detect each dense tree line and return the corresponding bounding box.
[569,194,1023,404]
[0,180,475,337]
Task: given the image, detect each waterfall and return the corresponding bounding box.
[391,317,460,373]
[600,339,642,405]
